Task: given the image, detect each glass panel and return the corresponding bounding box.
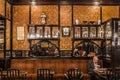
[52,27,58,38]
[90,27,96,38]
[82,27,88,38]
[36,27,43,38]
[44,27,51,38]
[0,20,4,50]
[118,21,120,45]
[0,20,4,25]
[98,26,104,38]
[75,27,81,38]
[106,22,112,39]
[106,44,111,58]
[28,27,35,39]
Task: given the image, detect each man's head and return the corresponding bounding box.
[93,56,99,63]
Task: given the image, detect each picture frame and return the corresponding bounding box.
[62,26,70,37]
[75,27,81,38]
[17,27,24,40]
[98,26,104,38]
[90,27,96,38]
[82,27,88,38]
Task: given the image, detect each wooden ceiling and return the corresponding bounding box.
[7,0,120,5]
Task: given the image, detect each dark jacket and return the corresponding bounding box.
[88,60,101,74]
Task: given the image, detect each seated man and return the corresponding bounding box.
[88,56,101,80]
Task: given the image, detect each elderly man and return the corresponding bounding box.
[88,56,101,80]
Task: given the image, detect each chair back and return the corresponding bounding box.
[67,68,83,80]
[114,67,120,80]
[7,68,20,80]
[106,68,114,80]
[37,68,53,80]
[0,68,4,79]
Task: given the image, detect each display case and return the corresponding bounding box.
[102,18,120,57]
[72,24,103,57]
[0,15,5,55]
[73,24,103,39]
[100,18,120,67]
[72,18,119,58]
[28,24,59,40]
[27,24,60,57]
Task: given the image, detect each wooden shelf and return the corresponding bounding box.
[73,38,105,40]
[73,24,100,27]
[28,24,59,27]
[28,38,59,41]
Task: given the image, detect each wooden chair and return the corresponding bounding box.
[0,68,4,80]
[37,68,53,80]
[65,68,83,80]
[106,68,114,80]
[114,67,120,80]
[6,68,26,80]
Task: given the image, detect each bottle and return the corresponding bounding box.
[75,19,80,25]
[98,20,101,25]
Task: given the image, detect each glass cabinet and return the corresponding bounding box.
[100,18,120,67]
[0,16,5,51]
[28,24,59,40]
[73,24,102,39]
[27,24,60,57]
[72,18,120,58]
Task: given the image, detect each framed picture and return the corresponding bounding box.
[62,26,70,37]
[98,26,104,38]
[82,27,88,38]
[75,27,81,38]
[17,27,24,40]
[90,27,96,38]
[36,27,43,38]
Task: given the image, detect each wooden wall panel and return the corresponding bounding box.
[102,6,119,22]
[0,51,4,58]
[0,0,5,16]
[6,2,11,19]
[60,6,72,50]
[11,59,89,74]
[74,6,100,24]
[31,5,58,24]
[6,20,10,50]
[13,6,29,50]
[11,5,120,51]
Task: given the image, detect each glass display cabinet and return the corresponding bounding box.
[27,24,60,57]
[72,18,120,59]
[101,18,120,67]
[0,15,5,57]
[28,24,59,39]
[73,24,103,57]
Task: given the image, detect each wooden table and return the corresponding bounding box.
[94,68,108,80]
